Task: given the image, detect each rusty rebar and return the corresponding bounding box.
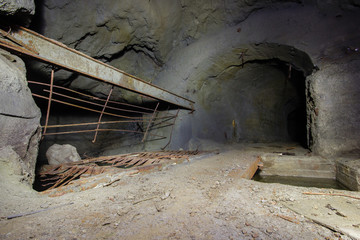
[33,92,174,121]
[92,86,113,143]
[43,128,165,138]
[142,102,159,142]
[42,69,54,139]
[32,93,145,120]
[150,115,176,128]
[161,109,180,150]
[31,81,155,114]
[41,120,144,129]
[0,28,38,54]
[42,88,153,116]
[29,81,155,112]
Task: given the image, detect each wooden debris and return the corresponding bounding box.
[133,196,157,205]
[276,214,300,224]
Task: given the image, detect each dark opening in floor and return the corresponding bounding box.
[253,171,349,190]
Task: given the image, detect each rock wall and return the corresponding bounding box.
[28,0,360,157]
[0,49,41,185]
[0,0,35,25]
[307,59,360,157]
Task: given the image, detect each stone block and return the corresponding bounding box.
[259,153,336,179]
[336,158,360,191]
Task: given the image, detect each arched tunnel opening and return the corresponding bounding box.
[18,38,315,193]
[193,44,313,149]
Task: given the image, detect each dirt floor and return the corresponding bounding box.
[1,143,360,240]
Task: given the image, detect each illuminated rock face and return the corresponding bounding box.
[5,0,360,158]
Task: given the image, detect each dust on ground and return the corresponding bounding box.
[0,143,359,240]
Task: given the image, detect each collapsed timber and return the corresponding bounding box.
[37,150,204,196]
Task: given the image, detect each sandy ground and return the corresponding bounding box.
[0,144,359,240]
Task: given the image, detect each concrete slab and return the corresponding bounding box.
[259,153,336,179]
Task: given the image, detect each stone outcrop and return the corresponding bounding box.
[0,0,35,25]
[0,49,41,185]
[46,144,81,165]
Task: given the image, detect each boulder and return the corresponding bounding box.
[0,49,41,185]
[46,144,81,165]
[0,146,36,201]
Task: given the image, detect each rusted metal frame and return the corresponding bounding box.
[0,26,195,110]
[92,86,113,143]
[50,167,88,189]
[40,120,144,129]
[48,166,78,190]
[39,83,176,118]
[161,109,180,150]
[0,29,38,54]
[142,102,160,142]
[40,175,63,184]
[42,88,152,116]
[148,123,175,131]
[150,115,176,128]
[42,69,54,138]
[39,150,202,184]
[43,128,165,139]
[33,93,143,120]
[29,81,156,113]
[141,136,167,143]
[33,93,174,121]
[0,38,38,56]
[41,167,70,176]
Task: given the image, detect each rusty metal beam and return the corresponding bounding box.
[0,26,194,111]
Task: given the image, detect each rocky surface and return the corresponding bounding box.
[26,0,360,157]
[307,59,360,157]
[0,49,41,185]
[46,144,81,165]
[0,0,35,25]
[0,144,358,239]
[153,1,360,156]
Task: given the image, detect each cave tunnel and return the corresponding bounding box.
[27,44,312,166]
[192,44,313,149]
[2,1,360,239]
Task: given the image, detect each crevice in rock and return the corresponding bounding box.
[0,112,36,120]
[97,44,164,67]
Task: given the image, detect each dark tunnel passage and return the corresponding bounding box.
[285,66,307,148]
[194,57,311,148]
